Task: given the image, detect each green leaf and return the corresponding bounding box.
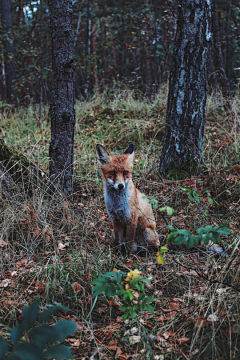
[197,227,205,235]
[216,227,231,235]
[204,225,213,233]
[0,336,8,358]
[167,225,176,231]
[174,236,185,245]
[129,309,137,319]
[11,323,24,345]
[43,344,72,359]
[145,296,154,303]
[159,206,174,215]
[178,230,191,236]
[39,304,69,323]
[11,342,43,360]
[30,325,60,348]
[105,284,116,298]
[145,304,155,313]
[52,320,77,342]
[122,313,128,320]
[22,298,40,331]
[119,305,128,312]
[211,232,220,243]
[92,286,103,297]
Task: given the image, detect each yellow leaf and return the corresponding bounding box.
[125,269,142,282]
[157,254,165,265]
[113,268,118,272]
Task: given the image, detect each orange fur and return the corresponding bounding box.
[96,144,160,254]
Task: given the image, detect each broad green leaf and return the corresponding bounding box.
[52,320,77,342]
[145,296,154,303]
[129,309,137,319]
[178,230,191,236]
[43,344,72,359]
[22,298,40,331]
[30,325,60,348]
[11,342,43,360]
[11,323,24,345]
[174,236,185,245]
[145,304,155,313]
[211,232,220,243]
[216,227,231,235]
[39,304,69,323]
[0,336,8,358]
[92,286,104,297]
[197,227,205,235]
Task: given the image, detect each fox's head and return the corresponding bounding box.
[96,144,134,191]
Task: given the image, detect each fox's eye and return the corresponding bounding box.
[123,171,128,176]
[109,171,116,176]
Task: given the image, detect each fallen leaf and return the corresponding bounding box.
[0,279,11,287]
[129,335,141,345]
[72,282,82,293]
[177,337,190,345]
[0,240,9,247]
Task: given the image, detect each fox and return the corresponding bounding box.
[96,143,160,254]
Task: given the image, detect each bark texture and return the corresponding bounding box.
[49,0,76,195]
[1,0,18,105]
[160,0,212,174]
[212,0,230,105]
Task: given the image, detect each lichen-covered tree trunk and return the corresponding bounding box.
[1,0,18,105]
[49,0,75,195]
[159,0,212,174]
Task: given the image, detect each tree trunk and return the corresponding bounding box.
[160,0,212,175]
[1,0,18,105]
[49,0,76,196]
[212,0,230,105]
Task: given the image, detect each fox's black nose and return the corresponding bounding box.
[118,184,124,190]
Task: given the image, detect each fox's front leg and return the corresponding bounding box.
[124,219,137,254]
[112,221,124,252]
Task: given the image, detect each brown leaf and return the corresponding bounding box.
[177,337,190,345]
[0,240,9,247]
[0,279,11,287]
[169,301,180,310]
[16,257,28,268]
[72,282,82,293]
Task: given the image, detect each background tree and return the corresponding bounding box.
[49,0,75,195]
[0,0,240,103]
[1,0,17,105]
[159,0,212,175]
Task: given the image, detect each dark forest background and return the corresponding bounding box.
[1,0,240,106]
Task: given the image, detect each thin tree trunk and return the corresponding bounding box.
[85,0,92,97]
[1,0,18,105]
[92,27,99,93]
[49,0,76,196]
[160,0,212,175]
[212,0,231,105]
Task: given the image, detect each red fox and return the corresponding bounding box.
[96,144,160,254]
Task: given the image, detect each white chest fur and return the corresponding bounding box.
[104,181,132,224]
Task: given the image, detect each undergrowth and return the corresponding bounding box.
[0,89,239,359]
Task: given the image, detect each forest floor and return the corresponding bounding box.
[0,89,240,359]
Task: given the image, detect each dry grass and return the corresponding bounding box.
[0,89,239,359]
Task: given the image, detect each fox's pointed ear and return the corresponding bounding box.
[124,144,134,165]
[96,144,109,164]
[124,144,134,155]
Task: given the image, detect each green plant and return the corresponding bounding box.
[167,225,231,249]
[0,298,76,360]
[91,269,155,319]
